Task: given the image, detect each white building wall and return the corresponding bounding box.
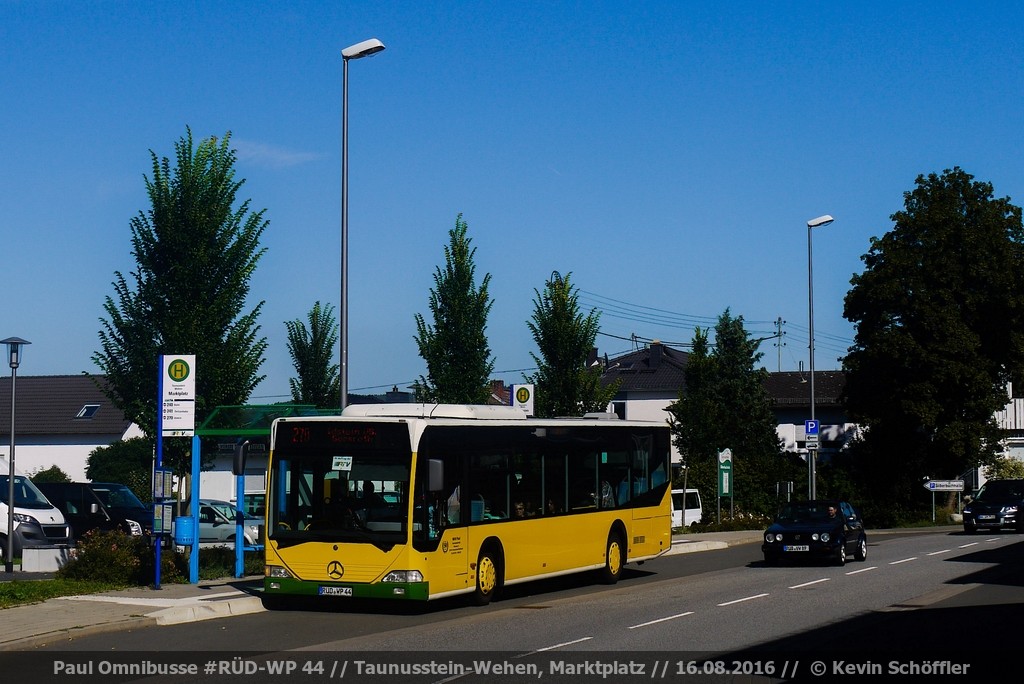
[1,423,143,481]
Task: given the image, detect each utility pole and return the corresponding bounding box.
[774,317,786,372]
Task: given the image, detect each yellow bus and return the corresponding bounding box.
[260,403,672,607]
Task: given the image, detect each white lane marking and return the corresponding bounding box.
[845,566,878,575]
[926,549,951,556]
[789,578,830,589]
[531,636,593,652]
[718,593,769,606]
[889,557,917,565]
[629,611,695,629]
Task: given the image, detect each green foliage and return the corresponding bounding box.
[93,128,269,474]
[57,530,186,585]
[843,167,1024,512]
[413,214,495,404]
[285,301,340,408]
[190,546,264,580]
[691,511,773,532]
[30,465,71,483]
[525,271,618,417]
[86,437,154,503]
[0,578,125,609]
[667,311,795,517]
[984,456,1024,480]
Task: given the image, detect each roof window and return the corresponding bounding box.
[76,404,100,419]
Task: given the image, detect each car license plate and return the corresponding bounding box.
[977,515,995,520]
[783,545,810,552]
[318,586,353,597]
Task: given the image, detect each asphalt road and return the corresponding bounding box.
[27,529,1023,656]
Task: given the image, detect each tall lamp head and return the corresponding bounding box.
[1,337,30,370]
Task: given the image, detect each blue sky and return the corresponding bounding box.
[2,2,1023,402]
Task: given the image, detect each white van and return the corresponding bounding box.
[671,488,702,528]
[0,456,72,561]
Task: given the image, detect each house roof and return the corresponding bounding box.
[0,374,134,437]
[764,370,846,408]
[599,344,846,409]
[602,342,689,392]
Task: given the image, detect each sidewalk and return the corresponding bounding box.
[0,528,839,651]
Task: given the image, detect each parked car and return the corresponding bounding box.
[37,481,152,541]
[2,456,72,558]
[671,488,702,528]
[762,499,867,566]
[962,479,1024,533]
[197,499,262,545]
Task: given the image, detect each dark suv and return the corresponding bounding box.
[37,482,153,541]
[962,479,1024,533]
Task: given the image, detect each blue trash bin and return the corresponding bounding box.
[173,516,195,545]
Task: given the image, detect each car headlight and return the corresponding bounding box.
[1002,505,1018,514]
[820,532,831,543]
[765,533,776,543]
[125,519,143,536]
[963,507,972,515]
[12,513,39,525]
[382,570,423,583]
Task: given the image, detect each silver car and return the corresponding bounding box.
[198,499,262,545]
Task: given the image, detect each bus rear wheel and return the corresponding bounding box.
[472,549,501,605]
[600,531,625,584]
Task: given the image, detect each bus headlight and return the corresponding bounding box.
[382,570,423,583]
[266,565,293,579]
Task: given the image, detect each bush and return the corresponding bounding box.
[57,530,186,585]
[190,546,264,579]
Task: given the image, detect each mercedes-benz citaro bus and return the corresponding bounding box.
[258,404,673,608]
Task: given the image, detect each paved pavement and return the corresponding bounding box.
[0,530,761,651]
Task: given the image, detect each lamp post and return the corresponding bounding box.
[340,37,386,411]
[2,337,30,573]
[806,215,834,500]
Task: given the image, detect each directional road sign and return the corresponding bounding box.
[923,480,964,492]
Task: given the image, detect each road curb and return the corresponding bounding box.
[150,596,265,625]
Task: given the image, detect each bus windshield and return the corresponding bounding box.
[267,421,412,548]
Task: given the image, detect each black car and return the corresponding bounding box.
[37,481,153,541]
[962,479,1024,533]
[762,500,867,566]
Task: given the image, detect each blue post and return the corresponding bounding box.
[155,357,164,589]
[235,473,245,577]
[190,434,200,583]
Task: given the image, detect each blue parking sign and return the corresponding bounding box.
[805,419,819,435]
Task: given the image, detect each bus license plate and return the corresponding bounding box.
[783,545,809,552]
[319,586,353,597]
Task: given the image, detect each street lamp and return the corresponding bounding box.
[340,37,386,411]
[2,336,30,573]
[806,215,834,500]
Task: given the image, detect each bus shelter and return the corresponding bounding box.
[181,404,333,582]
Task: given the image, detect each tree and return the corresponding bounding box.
[667,310,794,516]
[93,128,269,473]
[413,214,495,404]
[30,465,71,483]
[843,167,1024,514]
[525,271,618,417]
[86,437,155,503]
[285,301,340,408]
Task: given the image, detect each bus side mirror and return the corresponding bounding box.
[233,441,249,476]
[428,459,444,492]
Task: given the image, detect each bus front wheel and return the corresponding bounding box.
[472,548,501,605]
[600,531,625,584]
